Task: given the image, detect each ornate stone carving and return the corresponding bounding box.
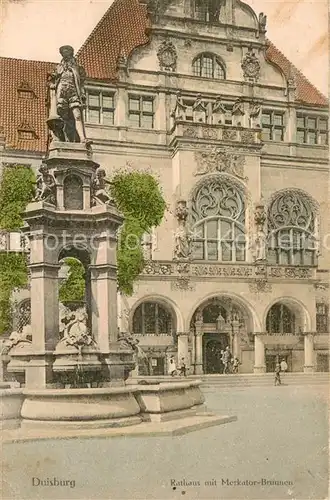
[174,200,191,260]
[232,98,245,127]
[182,126,198,138]
[34,164,56,205]
[177,262,190,274]
[268,191,314,232]
[202,128,217,140]
[254,201,266,227]
[222,129,238,141]
[143,261,172,275]
[249,279,272,294]
[171,278,194,291]
[117,46,129,76]
[47,45,90,145]
[92,168,114,206]
[241,49,261,82]
[240,130,256,143]
[249,101,262,128]
[190,265,253,277]
[1,325,32,355]
[194,147,246,180]
[253,200,267,262]
[171,91,187,122]
[255,265,267,276]
[284,267,313,279]
[157,39,177,72]
[59,307,96,351]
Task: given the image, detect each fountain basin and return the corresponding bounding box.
[20,387,142,429]
[1,388,24,430]
[134,379,205,422]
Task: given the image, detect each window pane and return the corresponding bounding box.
[157,306,171,334]
[274,114,283,126]
[102,110,114,125]
[129,113,140,127]
[308,132,317,144]
[273,128,284,141]
[279,250,290,265]
[297,116,305,128]
[261,129,271,141]
[221,242,232,261]
[207,241,218,260]
[320,132,328,145]
[88,93,99,107]
[129,98,140,111]
[88,109,100,124]
[221,220,232,239]
[319,119,328,130]
[141,115,154,129]
[102,94,114,108]
[133,307,143,334]
[215,62,225,79]
[193,59,201,76]
[307,117,316,129]
[297,130,305,143]
[304,250,314,266]
[268,249,278,264]
[192,241,204,260]
[262,113,271,125]
[207,220,218,239]
[293,250,302,265]
[236,244,245,261]
[142,99,153,113]
[144,303,156,333]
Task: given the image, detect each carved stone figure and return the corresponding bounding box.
[59,308,95,352]
[255,228,267,261]
[1,325,32,355]
[92,168,114,206]
[249,102,262,128]
[34,164,56,205]
[174,200,191,260]
[241,49,261,82]
[193,94,207,123]
[194,147,246,180]
[47,45,88,144]
[171,91,187,122]
[258,12,267,31]
[232,98,245,127]
[157,39,177,72]
[212,96,227,125]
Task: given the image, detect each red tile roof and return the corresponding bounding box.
[0,0,327,154]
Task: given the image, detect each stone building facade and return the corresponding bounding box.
[0,0,329,374]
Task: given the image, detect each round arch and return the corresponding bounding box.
[192,52,226,79]
[186,291,261,332]
[128,294,184,334]
[263,296,312,333]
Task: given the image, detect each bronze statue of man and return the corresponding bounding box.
[47,45,88,144]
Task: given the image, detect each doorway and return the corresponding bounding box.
[203,333,229,374]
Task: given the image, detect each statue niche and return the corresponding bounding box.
[63,174,84,210]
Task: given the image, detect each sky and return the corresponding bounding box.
[0,0,328,95]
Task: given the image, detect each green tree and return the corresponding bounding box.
[59,257,86,303]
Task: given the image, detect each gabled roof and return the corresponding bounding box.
[0,0,327,154]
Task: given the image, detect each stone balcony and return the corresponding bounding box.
[169,120,262,150]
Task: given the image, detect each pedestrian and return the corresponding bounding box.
[274,363,281,386]
[223,346,232,374]
[179,358,187,377]
[232,357,241,374]
[280,358,288,372]
[168,356,177,377]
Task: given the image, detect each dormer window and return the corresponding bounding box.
[194,0,222,22]
[193,54,226,79]
[17,121,38,140]
[17,81,35,99]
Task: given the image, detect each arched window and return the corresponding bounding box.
[190,178,246,262]
[193,54,225,79]
[266,304,295,335]
[268,191,317,266]
[132,301,174,335]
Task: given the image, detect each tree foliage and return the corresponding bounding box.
[59,257,86,303]
[0,253,28,334]
[0,165,35,230]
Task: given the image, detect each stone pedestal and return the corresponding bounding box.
[303,332,315,373]
[253,333,266,373]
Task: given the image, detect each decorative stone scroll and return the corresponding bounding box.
[270,267,313,279]
[249,279,272,294]
[143,261,173,275]
[194,147,247,180]
[171,278,195,291]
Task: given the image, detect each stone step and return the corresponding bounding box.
[200,373,329,387]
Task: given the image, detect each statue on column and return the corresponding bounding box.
[47,45,89,145]
[34,163,56,205]
[92,168,115,206]
[173,199,191,260]
[212,96,227,125]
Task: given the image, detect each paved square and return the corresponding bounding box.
[2,384,328,500]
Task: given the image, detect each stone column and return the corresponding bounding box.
[232,318,240,358]
[253,333,266,373]
[26,262,60,388]
[115,86,127,141]
[177,332,189,366]
[194,318,204,375]
[303,332,315,373]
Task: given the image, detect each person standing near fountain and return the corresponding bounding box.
[168,356,177,377]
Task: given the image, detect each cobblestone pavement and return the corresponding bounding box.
[2,384,329,500]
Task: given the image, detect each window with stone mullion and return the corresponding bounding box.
[261,110,284,141]
[297,114,328,145]
[316,303,329,333]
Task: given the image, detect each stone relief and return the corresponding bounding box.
[171,91,186,122]
[157,39,177,72]
[192,94,207,123]
[59,307,96,351]
[222,129,238,141]
[249,279,272,294]
[143,261,172,275]
[171,278,195,291]
[258,13,267,32]
[240,130,256,143]
[232,98,245,127]
[34,163,56,205]
[212,96,227,125]
[182,126,198,138]
[249,101,262,128]
[1,325,32,355]
[194,147,247,181]
[254,200,267,262]
[241,49,261,82]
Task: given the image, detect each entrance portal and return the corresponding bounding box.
[203,333,229,374]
